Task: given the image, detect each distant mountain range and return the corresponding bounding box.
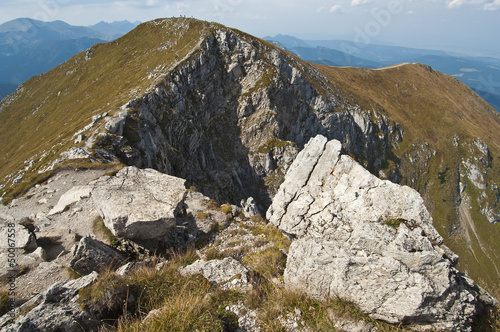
[0,18,139,99]
[1,20,499,113]
[265,34,500,112]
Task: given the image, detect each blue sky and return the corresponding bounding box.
[1,0,499,57]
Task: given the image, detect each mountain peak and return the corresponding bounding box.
[264,33,311,48]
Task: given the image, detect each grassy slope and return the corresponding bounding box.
[0,18,209,197]
[318,63,500,298]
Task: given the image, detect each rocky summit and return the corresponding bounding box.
[0,17,499,331]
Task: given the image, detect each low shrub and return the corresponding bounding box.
[196,212,209,219]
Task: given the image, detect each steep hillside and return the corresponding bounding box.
[0,17,499,299]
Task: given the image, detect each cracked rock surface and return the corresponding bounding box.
[267,135,497,331]
[90,166,187,240]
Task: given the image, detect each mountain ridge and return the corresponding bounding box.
[0,16,499,303]
[265,34,500,112]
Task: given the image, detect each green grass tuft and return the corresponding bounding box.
[196,212,208,219]
[205,246,226,261]
[250,222,291,250]
[385,218,403,229]
[257,137,295,154]
[244,246,286,279]
[0,290,9,317]
[102,250,242,331]
[65,267,81,280]
[78,270,129,319]
[92,216,119,246]
[220,203,232,214]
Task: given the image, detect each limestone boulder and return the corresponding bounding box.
[0,214,37,251]
[48,185,91,216]
[70,237,125,275]
[241,197,261,218]
[267,135,497,331]
[90,166,187,241]
[179,257,250,292]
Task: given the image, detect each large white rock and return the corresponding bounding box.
[267,135,496,331]
[48,185,91,215]
[90,166,187,240]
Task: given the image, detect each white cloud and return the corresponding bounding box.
[329,4,345,13]
[316,6,325,13]
[484,0,500,10]
[460,68,480,72]
[351,0,372,6]
[247,15,267,20]
[446,0,467,8]
[445,0,491,9]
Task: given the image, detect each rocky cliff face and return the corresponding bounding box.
[88,20,402,207]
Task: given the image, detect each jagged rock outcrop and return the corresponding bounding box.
[90,166,187,240]
[241,197,261,218]
[0,272,101,332]
[458,138,499,224]
[70,237,125,275]
[267,135,497,331]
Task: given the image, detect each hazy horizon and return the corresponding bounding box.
[1,0,499,58]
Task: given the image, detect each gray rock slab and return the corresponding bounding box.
[0,272,101,332]
[70,236,125,275]
[90,166,187,240]
[48,185,91,216]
